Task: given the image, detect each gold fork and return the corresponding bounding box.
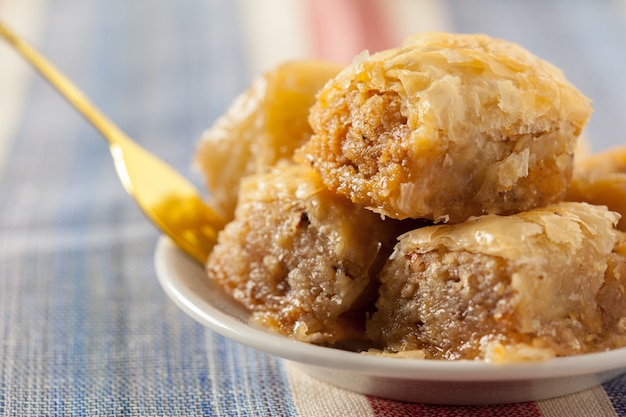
[0,22,226,264]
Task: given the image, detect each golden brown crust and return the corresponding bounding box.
[296,33,592,222]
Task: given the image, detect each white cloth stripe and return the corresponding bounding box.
[285,362,376,417]
[536,386,619,417]
[383,0,455,42]
[0,0,49,181]
[235,0,313,77]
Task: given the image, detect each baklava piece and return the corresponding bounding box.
[367,202,625,361]
[296,33,592,222]
[206,165,401,345]
[566,146,626,230]
[195,60,342,221]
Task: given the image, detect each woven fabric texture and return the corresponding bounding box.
[0,1,625,415]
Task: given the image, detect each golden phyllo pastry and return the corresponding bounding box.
[296,33,592,222]
[566,146,626,231]
[206,165,401,345]
[367,202,626,362]
[195,60,342,221]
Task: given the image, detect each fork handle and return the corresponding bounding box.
[0,21,127,145]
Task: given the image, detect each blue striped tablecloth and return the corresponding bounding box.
[0,1,625,415]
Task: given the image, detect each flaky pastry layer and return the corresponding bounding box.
[297,33,592,222]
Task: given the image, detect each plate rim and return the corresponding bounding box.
[154,235,626,383]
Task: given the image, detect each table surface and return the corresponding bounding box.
[1,0,625,415]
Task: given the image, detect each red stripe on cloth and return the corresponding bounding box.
[305,0,395,64]
[367,396,544,417]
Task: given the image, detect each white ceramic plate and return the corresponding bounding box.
[154,235,626,405]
